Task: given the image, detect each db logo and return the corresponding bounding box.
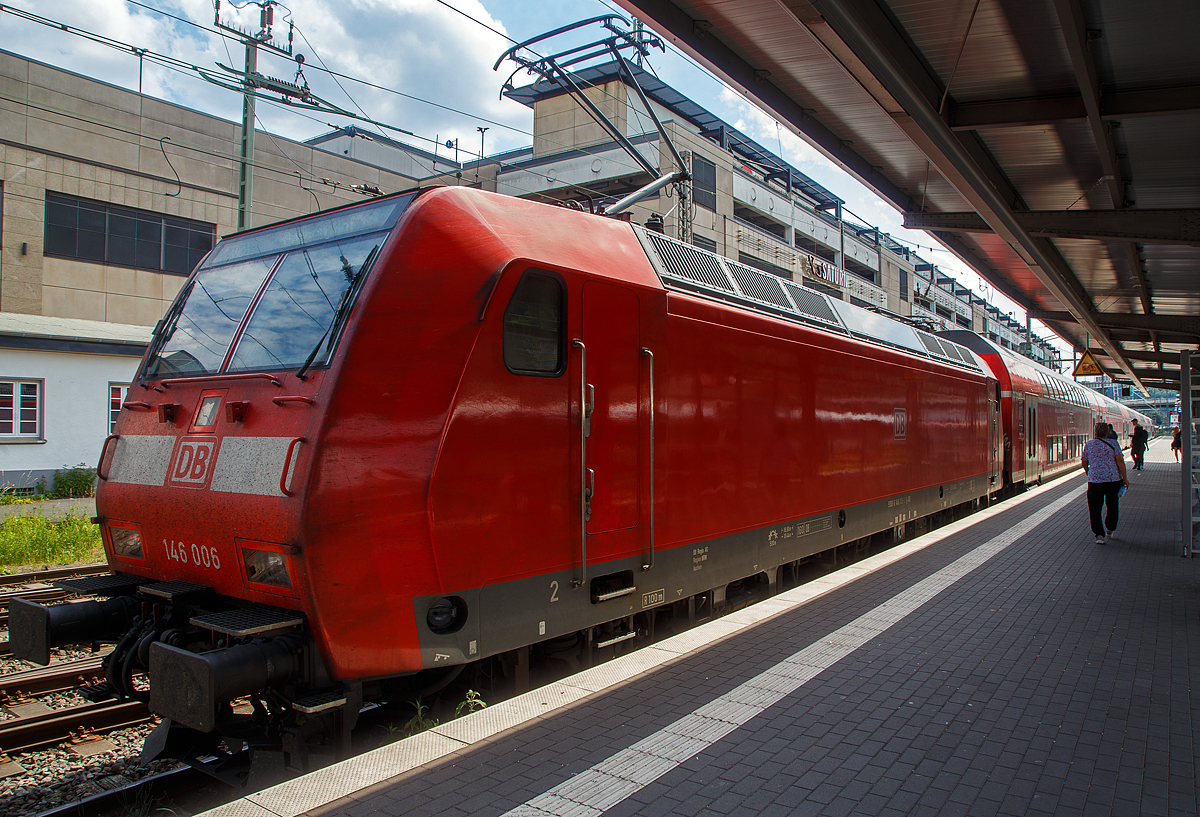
[168,436,219,489]
[893,408,908,440]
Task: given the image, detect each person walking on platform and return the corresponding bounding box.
[1173,427,1183,462]
[1082,422,1129,544]
[1130,419,1149,470]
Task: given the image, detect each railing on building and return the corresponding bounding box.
[843,273,887,309]
[732,221,885,307]
[731,167,880,274]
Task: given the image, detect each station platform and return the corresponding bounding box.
[204,436,1196,817]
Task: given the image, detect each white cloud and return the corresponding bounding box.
[0,0,532,153]
[717,86,838,176]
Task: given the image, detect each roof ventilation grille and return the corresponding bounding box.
[726,262,793,309]
[783,281,840,326]
[644,231,733,293]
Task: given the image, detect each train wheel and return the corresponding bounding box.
[893,522,907,542]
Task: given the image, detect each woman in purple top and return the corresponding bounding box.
[1081,422,1129,544]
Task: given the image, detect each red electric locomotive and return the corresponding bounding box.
[15,186,1026,771]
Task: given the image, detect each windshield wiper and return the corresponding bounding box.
[141,280,195,383]
[296,244,380,380]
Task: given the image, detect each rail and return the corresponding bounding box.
[0,699,151,753]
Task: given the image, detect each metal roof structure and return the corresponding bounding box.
[616,0,1200,392]
[0,314,151,346]
[505,62,844,209]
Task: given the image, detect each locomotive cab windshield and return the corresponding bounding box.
[143,192,416,379]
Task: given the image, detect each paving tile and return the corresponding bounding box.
[203,455,1197,817]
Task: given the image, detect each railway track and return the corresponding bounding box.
[34,766,212,817]
[1,654,109,698]
[0,564,109,588]
[0,506,990,816]
[0,564,109,631]
[0,699,152,754]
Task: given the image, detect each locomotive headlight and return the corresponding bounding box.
[426,597,466,634]
[241,547,293,589]
[107,525,144,560]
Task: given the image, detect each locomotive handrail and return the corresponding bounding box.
[641,347,655,571]
[121,401,155,411]
[272,395,316,406]
[160,373,282,387]
[96,434,119,481]
[279,437,304,497]
[572,338,589,588]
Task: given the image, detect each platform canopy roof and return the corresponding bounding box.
[616,0,1200,391]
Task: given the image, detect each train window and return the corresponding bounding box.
[226,232,386,373]
[143,256,277,378]
[503,271,565,375]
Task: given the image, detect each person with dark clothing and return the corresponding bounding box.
[1130,419,1149,470]
[1082,422,1129,544]
[1173,427,1183,462]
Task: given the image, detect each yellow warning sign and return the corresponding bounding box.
[1073,350,1105,377]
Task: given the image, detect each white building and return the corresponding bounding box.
[0,314,149,491]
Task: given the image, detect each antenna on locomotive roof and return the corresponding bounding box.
[495,15,690,219]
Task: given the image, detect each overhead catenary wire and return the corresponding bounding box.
[141,2,662,188]
[0,59,645,218]
[121,0,649,172]
[0,4,657,206]
[5,2,871,227]
[0,87,358,197]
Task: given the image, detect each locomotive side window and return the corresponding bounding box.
[503,271,565,375]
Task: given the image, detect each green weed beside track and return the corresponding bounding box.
[0,511,104,568]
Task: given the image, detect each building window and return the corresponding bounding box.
[955,315,971,328]
[109,384,130,433]
[692,155,717,211]
[899,268,908,301]
[738,252,791,280]
[45,192,215,276]
[692,234,717,252]
[0,380,41,438]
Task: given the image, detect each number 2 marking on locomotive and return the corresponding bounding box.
[549,580,559,603]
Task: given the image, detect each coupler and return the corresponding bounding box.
[148,637,305,732]
[9,596,140,665]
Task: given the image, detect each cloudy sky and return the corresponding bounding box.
[0,0,1054,349]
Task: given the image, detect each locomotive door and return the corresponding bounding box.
[580,281,642,535]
